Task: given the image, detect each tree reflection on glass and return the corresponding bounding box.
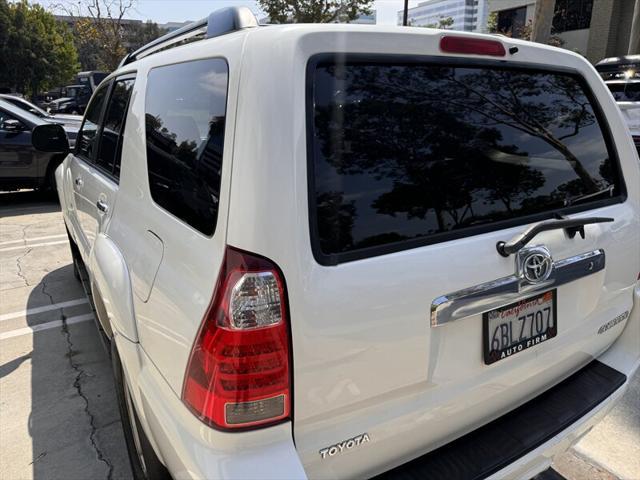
[311,62,616,255]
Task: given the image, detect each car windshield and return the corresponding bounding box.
[607,82,640,102]
[64,87,89,98]
[1,96,48,117]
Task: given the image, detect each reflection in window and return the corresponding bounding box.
[310,62,620,258]
[145,58,228,235]
[77,86,108,160]
[97,78,134,176]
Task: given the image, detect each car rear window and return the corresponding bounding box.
[145,58,228,236]
[308,58,623,263]
[607,82,640,102]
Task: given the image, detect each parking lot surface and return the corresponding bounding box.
[0,191,638,480]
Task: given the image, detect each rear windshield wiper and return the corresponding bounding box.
[564,185,615,207]
[497,216,614,257]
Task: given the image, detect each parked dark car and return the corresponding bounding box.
[595,55,640,81]
[45,84,92,114]
[0,99,75,191]
[0,94,83,128]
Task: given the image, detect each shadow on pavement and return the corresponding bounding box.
[0,190,59,218]
[22,243,132,477]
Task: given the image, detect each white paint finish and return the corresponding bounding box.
[227,26,640,478]
[106,33,242,393]
[0,313,93,340]
[114,334,308,480]
[0,240,68,253]
[90,234,138,342]
[0,234,67,247]
[55,22,640,480]
[131,230,164,303]
[0,298,88,322]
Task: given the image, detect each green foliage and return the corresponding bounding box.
[129,21,162,51]
[487,11,498,32]
[424,16,454,29]
[0,0,79,96]
[486,12,564,48]
[258,0,373,23]
[56,0,162,72]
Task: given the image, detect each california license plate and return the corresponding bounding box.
[483,290,557,365]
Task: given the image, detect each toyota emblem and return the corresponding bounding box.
[521,250,553,283]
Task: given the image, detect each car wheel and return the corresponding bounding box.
[112,342,171,480]
[42,159,62,201]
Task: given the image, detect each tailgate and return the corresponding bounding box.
[290,44,640,478]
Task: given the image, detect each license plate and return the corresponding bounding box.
[483,290,557,365]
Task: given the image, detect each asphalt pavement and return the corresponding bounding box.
[0,190,637,480]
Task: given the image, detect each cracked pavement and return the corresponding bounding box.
[0,191,638,480]
[1,191,131,480]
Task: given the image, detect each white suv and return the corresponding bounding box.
[45,7,640,480]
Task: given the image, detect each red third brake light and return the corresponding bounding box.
[440,36,506,57]
[182,246,290,430]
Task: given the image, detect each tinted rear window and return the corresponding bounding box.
[607,83,640,102]
[309,58,622,262]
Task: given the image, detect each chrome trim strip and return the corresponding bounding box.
[430,249,605,327]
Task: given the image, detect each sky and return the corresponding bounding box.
[33,0,422,25]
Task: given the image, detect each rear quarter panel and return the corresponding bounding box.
[227,26,640,479]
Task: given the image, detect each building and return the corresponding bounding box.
[398,0,489,31]
[487,0,639,62]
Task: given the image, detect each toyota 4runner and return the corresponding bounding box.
[44,7,640,480]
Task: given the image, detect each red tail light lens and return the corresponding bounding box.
[440,36,506,57]
[182,246,290,430]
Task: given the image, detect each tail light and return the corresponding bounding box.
[182,246,290,430]
[440,36,506,57]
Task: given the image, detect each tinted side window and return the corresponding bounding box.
[77,85,109,160]
[145,59,228,235]
[310,60,622,261]
[96,78,135,178]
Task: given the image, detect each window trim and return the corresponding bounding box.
[95,74,137,182]
[144,57,230,239]
[74,80,113,164]
[305,53,627,266]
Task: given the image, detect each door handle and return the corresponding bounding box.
[96,199,109,214]
[74,177,83,187]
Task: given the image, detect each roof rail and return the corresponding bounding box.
[119,6,258,67]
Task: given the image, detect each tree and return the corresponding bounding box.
[258,0,373,23]
[424,16,454,29]
[312,64,603,240]
[487,12,564,48]
[52,0,157,71]
[0,0,78,96]
[129,20,162,50]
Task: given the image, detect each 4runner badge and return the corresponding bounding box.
[319,433,370,459]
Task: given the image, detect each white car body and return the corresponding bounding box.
[56,11,640,480]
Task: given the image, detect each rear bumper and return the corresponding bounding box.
[375,360,626,480]
[117,283,640,480]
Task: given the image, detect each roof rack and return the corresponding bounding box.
[119,6,258,67]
